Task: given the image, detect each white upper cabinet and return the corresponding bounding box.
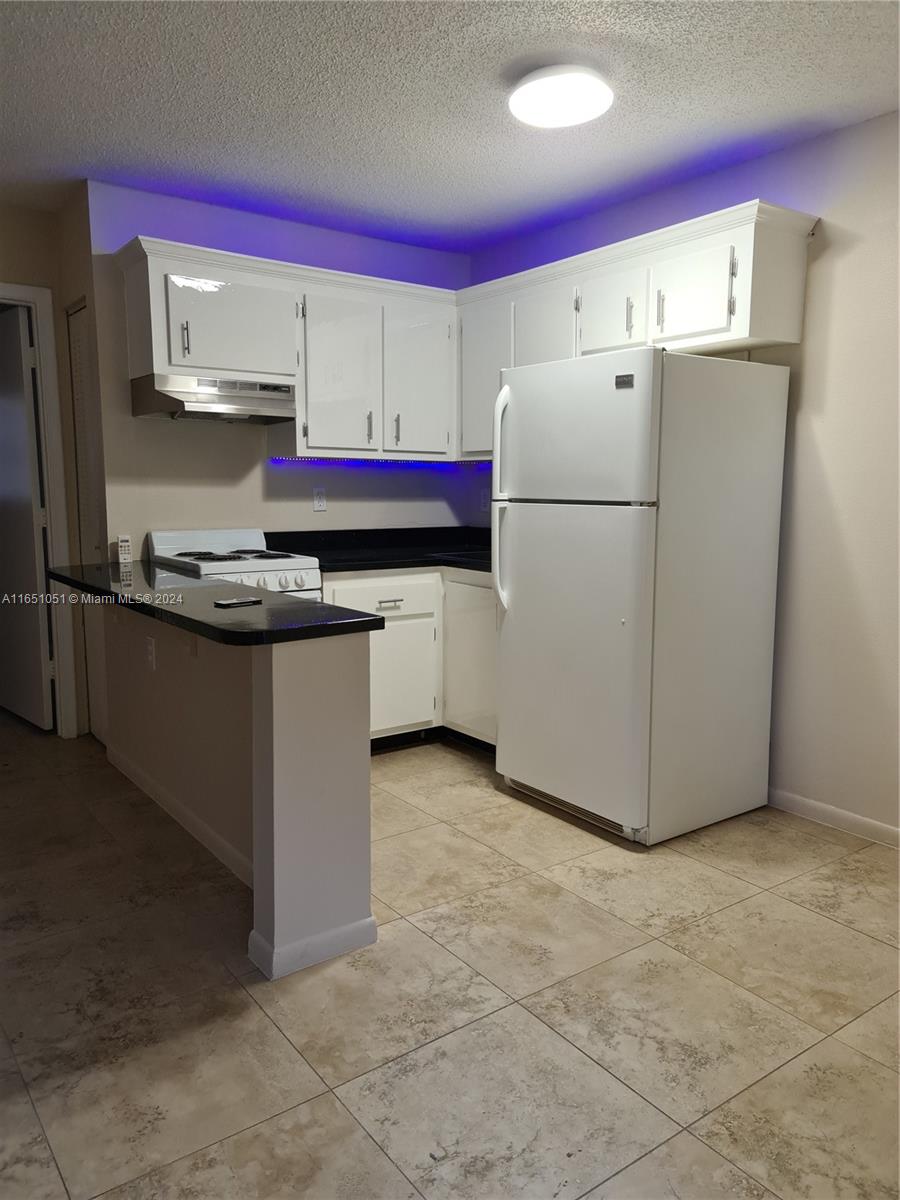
[118,202,815,459]
[580,266,649,354]
[164,274,299,376]
[459,295,512,455]
[650,243,735,343]
[383,302,455,454]
[512,281,579,367]
[304,293,382,452]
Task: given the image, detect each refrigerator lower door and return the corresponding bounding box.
[495,501,655,832]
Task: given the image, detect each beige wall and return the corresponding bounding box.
[747,117,898,832]
[0,202,78,553]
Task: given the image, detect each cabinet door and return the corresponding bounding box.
[371,617,438,733]
[513,283,578,367]
[460,296,512,454]
[650,243,735,342]
[305,294,382,451]
[580,267,649,354]
[384,303,453,454]
[165,274,298,376]
[443,580,497,744]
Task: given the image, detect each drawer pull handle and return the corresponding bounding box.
[376,598,404,608]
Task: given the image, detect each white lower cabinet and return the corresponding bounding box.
[324,568,499,743]
[324,573,442,737]
[443,575,498,745]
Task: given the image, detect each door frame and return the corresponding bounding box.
[0,282,79,737]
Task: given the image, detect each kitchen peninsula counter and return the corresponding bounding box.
[48,560,383,982]
[48,561,383,645]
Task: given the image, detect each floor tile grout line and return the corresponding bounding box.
[330,1087,427,1198]
[234,973,332,1094]
[684,1033,841,1200]
[520,953,828,1129]
[520,998,691,1130]
[85,1093,340,1200]
[569,1128,686,1200]
[398,916,521,1004]
[759,886,900,949]
[829,988,900,1036]
[531,862,760,943]
[5,1043,74,1200]
[826,1030,900,1074]
[328,997,521,1093]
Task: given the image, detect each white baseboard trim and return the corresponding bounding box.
[769,787,899,848]
[106,744,254,885]
[248,915,377,980]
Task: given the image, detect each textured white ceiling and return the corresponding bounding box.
[1,1,896,248]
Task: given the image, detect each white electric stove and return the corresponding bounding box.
[148,528,322,597]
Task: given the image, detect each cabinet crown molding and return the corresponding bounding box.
[113,236,458,306]
[456,199,817,304]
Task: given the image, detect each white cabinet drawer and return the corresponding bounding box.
[330,576,439,619]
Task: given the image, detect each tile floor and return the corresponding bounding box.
[0,715,897,1200]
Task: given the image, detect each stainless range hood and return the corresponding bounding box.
[131,374,296,423]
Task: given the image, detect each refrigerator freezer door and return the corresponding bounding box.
[496,346,662,503]
[495,502,655,831]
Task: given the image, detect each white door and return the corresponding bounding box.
[165,275,298,375]
[0,306,54,729]
[384,304,453,454]
[460,296,512,454]
[650,243,735,341]
[512,282,578,367]
[443,579,497,744]
[495,501,655,830]
[305,294,382,451]
[371,617,438,733]
[580,267,649,354]
[496,348,662,503]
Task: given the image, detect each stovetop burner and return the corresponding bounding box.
[178,551,246,562]
[233,550,295,560]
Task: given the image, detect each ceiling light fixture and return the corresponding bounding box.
[508,65,614,129]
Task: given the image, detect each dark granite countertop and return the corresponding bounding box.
[47,561,384,646]
[265,526,491,574]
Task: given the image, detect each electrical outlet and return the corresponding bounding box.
[145,636,156,672]
[480,488,490,513]
[313,487,327,512]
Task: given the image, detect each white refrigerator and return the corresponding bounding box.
[492,346,788,843]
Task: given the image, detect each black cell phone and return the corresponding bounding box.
[214,597,264,609]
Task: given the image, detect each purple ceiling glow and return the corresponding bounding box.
[99,121,831,275]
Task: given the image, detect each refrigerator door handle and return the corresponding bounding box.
[492,500,510,611]
[492,384,511,500]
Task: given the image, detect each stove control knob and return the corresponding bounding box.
[257,575,268,589]
[279,573,290,590]
[294,572,306,590]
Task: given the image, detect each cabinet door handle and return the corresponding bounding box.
[366,410,373,442]
[181,320,191,356]
[625,296,633,337]
[376,598,404,609]
[394,413,401,445]
[656,289,665,332]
